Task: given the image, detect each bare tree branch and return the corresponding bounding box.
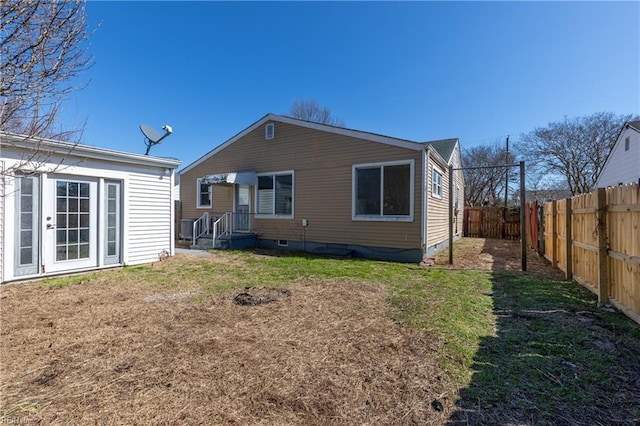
[517,112,637,195]
[287,99,345,127]
[462,140,517,207]
[1,0,94,177]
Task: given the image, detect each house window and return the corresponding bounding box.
[432,168,443,198]
[455,185,460,210]
[625,136,630,151]
[196,178,212,208]
[256,171,293,217]
[353,160,414,221]
[265,123,275,140]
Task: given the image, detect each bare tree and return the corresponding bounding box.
[288,99,345,127]
[1,0,94,139]
[462,141,516,207]
[518,112,636,195]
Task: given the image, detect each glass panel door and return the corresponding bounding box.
[235,184,250,232]
[55,180,91,261]
[14,175,39,276]
[43,177,97,273]
[103,181,122,265]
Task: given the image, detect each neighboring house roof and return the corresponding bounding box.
[180,114,459,175]
[627,120,640,132]
[0,131,182,168]
[423,138,458,163]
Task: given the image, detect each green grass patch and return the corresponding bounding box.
[42,273,100,289]
[452,271,640,424]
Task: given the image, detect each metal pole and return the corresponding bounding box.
[449,165,454,265]
[503,136,510,239]
[520,161,527,271]
[504,135,509,207]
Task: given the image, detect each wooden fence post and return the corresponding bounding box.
[596,188,609,305]
[538,202,544,256]
[565,197,572,281]
[551,200,557,268]
[520,161,526,271]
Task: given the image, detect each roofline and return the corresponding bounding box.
[626,121,640,133]
[425,143,449,167]
[423,138,460,164]
[0,132,182,168]
[180,113,425,175]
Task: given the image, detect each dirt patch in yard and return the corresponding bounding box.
[0,272,450,424]
[434,237,565,279]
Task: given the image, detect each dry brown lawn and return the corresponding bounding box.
[1,255,448,425]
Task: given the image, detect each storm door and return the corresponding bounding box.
[234,184,251,232]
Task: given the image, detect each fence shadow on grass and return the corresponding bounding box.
[447,239,640,425]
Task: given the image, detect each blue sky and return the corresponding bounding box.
[60,1,640,169]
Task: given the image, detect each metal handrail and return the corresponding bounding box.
[192,212,210,246]
[212,212,231,247]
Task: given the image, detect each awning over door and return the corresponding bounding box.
[200,172,256,186]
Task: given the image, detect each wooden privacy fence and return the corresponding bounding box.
[543,183,640,324]
[464,207,521,239]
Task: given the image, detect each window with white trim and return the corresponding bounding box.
[196,178,212,208]
[353,160,413,221]
[432,168,443,198]
[256,171,293,217]
[625,136,630,151]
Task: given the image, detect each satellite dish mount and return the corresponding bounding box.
[140,123,173,155]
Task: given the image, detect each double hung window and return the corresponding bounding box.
[432,168,443,198]
[196,178,212,208]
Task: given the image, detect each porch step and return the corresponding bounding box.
[191,233,257,250]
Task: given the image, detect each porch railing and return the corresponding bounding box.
[212,212,232,246]
[192,212,209,246]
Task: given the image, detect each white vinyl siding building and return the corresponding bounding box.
[595,121,640,188]
[0,132,181,283]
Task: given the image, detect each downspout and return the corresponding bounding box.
[422,147,430,258]
[169,168,175,256]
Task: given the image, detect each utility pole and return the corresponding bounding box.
[504,135,510,207]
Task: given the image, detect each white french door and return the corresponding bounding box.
[43,176,98,273]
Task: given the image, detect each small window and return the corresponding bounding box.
[625,136,630,151]
[432,168,443,198]
[196,178,212,208]
[265,123,275,140]
[454,185,460,210]
[277,240,288,247]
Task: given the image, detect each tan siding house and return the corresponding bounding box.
[180,114,463,262]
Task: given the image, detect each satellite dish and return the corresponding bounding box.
[140,123,173,155]
[140,124,162,143]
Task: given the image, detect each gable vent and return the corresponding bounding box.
[265,123,275,140]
